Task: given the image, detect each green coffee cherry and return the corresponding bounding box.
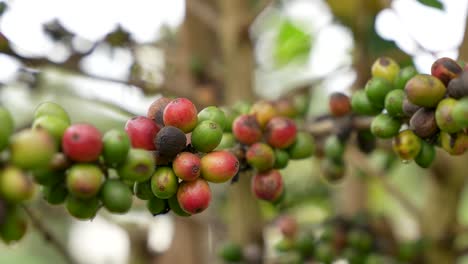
[10,129,57,170]
[218,242,243,262]
[394,66,418,90]
[198,106,226,130]
[405,74,446,107]
[66,164,104,199]
[385,89,405,117]
[100,179,133,214]
[221,107,238,132]
[168,195,190,217]
[32,115,69,145]
[32,169,64,187]
[66,195,100,220]
[435,98,461,133]
[0,166,34,203]
[117,149,155,183]
[273,149,289,169]
[151,167,178,199]
[452,97,468,128]
[42,183,68,205]
[0,206,27,244]
[365,77,394,108]
[214,133,236,150]
[191,120,223,153]
[147,196,168,215]
[392,130,422,161]
[351,90,381,116]
[287,132,314,159]
[324,135,345,161]
[371,57,400,82]
[0,106,14,151]
[370,113,401,139]
[439,131,468,155]
[102,129,131,167]
[34,102,71,125]
[415,140,436,168]
[134,180,154,200]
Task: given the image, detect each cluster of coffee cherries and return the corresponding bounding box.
[270,215,423,264]
[349,56,468,167]
[228,99,315,202]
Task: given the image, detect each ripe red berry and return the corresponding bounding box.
[62,124,102,162]
[265,117,297,149]
[246,143,275,172]
[277,215,298,239]
[147,97,171,126]
[200,151,239,183]
[232,114,262,145]
[173,152,201,181]
[125,116,161,151]
[251,170,284,202]
[431,57,462,85]
[177,178,211,214]
[163,98,198,133]
[329,92,351,117]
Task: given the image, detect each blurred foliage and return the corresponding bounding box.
[274,20,312,67]
[417,0,444,10]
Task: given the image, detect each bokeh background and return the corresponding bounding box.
[1,0,468,263]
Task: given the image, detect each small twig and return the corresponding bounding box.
[22,205,77,264]
[186,0,219,33]
[347,148,423,224]
[305,115,373,136]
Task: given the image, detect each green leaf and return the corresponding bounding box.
[417,0,444,10]
[274,20,312,66]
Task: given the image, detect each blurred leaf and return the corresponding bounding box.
[417,0,444,10]
[274,20,312,66]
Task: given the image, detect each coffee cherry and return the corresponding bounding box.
[117,149,155,183]
[357,129,376,154]
[275,98,298,118]
[246,143,275,172]
[402,97,421,117]
[385,89,405,117]
[221,107,238,132]
[265,117,297,149]
[409,108,438,138]
[435,98,461,133]
[371,113,401,139]
[447,71,468,99]
[191,120,223,153]
[249,100,277,128]
[32,115,69,145]
[415,140,436,168]
[0,206,27,244]
[273,149,289,169]
[215,133,236,150]
[0,166,34,203]
[125,116,160,151]
[172,152,201,181]
[32,169,64,186]
[0,106,14,151]
[218,242,243,262]
[34,102,71,125]
[147,97,171,126]
[287,132,314,159]
[42,183,68,205]
[329,92,351,117]
[177,178,211,214]
[371,57,400,82]
[65,195,100,220]
[66,164,104,199]
[392,130,422,161]
[277,215,298,238]
[439,131,468,155]
[365,77,394,108]
[201,151,239,183]
[163,98,198,133]
[321,159,345,183]
[168,195,191,217]
[394,66,418,90]
[10,129,57,170]
[452,97,468,128]
[134,180,153,200]
[251,170,284,202]
[62,124,102,162]
[431,57,462,85]
[198,106,227,130]
[324,135,345,161]
[147,196,168,215]
[232,114,262,145]
[151,167,178,199]
[405,74,446,107]
[154,126,187,161]
[100,179,132,214]
[102,129,130,167]
[351,90,381,116]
